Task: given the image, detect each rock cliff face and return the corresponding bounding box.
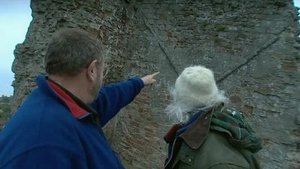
[12,0,300,168]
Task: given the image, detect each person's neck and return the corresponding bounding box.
[48,74,91,104]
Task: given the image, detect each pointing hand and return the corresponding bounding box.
[141,72,160,86]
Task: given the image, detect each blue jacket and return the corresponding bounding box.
[0,75,144,169]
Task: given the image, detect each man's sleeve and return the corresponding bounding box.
[91,77,144,126]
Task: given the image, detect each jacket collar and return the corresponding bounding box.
[180,104,226,149]
[47,77,99,123]
[164,107,215,149]
[180,107,214,149]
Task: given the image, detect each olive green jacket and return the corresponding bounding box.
[164,104,262,169]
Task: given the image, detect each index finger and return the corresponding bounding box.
[150,72,160,77]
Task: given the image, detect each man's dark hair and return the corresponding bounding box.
[45,28,103,76]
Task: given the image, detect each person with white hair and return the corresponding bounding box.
[163,65,262,169]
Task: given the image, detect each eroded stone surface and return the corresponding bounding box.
[12,0,300,168]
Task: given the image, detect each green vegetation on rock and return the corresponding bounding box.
[0,95,12,130]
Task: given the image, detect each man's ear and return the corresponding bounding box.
[86,59,98,81]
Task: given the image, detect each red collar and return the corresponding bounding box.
[48,80,90,119]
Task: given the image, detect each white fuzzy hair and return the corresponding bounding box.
[165,86,228,123]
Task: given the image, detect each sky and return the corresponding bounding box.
[0,0,31,96]
[0,1,299,96]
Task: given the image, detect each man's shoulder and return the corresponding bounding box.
[0,95,82,157]
[7,89,76,135]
